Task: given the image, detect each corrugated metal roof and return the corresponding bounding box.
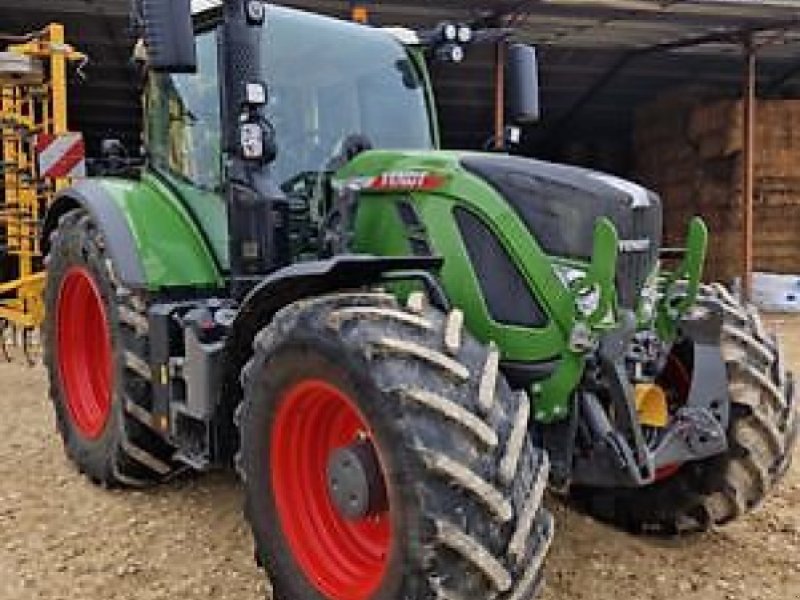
[512,0,800,56]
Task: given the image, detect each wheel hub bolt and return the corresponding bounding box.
[326,440,387,520]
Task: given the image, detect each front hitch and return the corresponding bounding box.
[572,299,731,488]
[652,299,731,468]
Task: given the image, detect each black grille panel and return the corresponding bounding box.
[455,208,547,328]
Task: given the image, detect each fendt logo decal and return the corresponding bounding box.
[347,171,447,192]
[374,171,444,190]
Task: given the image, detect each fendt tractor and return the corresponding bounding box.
[40,1,797,599]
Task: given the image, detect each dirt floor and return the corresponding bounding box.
[0,317,798,600]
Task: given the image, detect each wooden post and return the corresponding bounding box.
[741,36,756,301]
[494,41,505,151]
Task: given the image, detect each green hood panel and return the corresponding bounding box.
[340,149,581,362]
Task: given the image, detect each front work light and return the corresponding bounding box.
[436,43,464,63]
[440,22,458,42]
[456,24,473,44]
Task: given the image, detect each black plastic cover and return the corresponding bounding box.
[228,183,291,298]
[141,0,197,73]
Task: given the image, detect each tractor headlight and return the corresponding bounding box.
[240,122,264,160]
[638,279,659,323]
[575,285,602,318]
[553,265,601,317]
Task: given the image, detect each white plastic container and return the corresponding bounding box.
[733,272,800,312]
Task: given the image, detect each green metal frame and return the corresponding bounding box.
[655,217,709,340]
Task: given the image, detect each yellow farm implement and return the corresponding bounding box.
[0,24,85,364]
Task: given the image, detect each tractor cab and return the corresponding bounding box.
[146,4,436,193]
[138,3,444,284]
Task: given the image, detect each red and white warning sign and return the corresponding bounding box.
[35,133,86,179]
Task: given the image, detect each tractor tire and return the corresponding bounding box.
[238,292,553,600]
[43,208,179,487]
[572,286,798,534]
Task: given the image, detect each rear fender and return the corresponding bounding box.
[43,180,147,287]
[43,177,223,291]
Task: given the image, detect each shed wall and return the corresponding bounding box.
[635,92,800,283]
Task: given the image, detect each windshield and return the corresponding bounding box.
[262,6,434,185]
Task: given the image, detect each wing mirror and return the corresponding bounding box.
[140,0,197,73]
[506,43,541,124]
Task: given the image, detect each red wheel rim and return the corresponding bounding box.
[56,267,113,439]
[271,379,391,600]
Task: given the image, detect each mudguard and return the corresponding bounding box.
[42,176,223,291]
[212,254,446,462]
[226,254,446,365]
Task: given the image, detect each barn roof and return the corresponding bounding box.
[1,0,798,157]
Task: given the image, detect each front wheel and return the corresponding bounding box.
[238,292,553,600]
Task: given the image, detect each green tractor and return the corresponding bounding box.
[41,1,797,600]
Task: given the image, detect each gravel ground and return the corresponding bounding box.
[0,316,798,600]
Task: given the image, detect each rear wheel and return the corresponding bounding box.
[238,292,553,600]
[43,209,178,486]
[572,286,797,533]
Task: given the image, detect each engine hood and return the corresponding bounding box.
[338,149,663,309]
[459,155,659,256]
[459,154,662,309]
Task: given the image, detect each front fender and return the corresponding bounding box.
[211,254,446,462]
[43,176,223,291]
[227,254,445,364]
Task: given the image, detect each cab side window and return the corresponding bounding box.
[145,29,221,191]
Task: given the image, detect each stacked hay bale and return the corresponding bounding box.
[634,89,800,283]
